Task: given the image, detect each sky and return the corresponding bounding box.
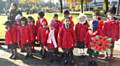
[44,0,59,3]
[43,0,118,3]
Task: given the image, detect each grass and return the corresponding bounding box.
[0,13,79,39]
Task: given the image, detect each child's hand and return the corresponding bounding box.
[9,41,12,44]
[26,40,29,43]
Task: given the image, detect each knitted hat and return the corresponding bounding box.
[15,14,22,20]
[49,19,57,27]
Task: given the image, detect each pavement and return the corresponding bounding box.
[0,45,120,66]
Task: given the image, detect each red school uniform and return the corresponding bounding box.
[37,27,48,46]
[102,19,119,42]
[75,23,89,42]
[18,26,30,48]
[36,17,48,31]
[28,24,36,43]
[58,25,76,49]
[5,24,18,46]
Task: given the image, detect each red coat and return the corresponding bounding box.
[75,23,89,42]
[85,29,100,49]
[36,17,47,31]
[37,27,48,46]
[102,19,119,42]
[98,20,104,29]
[58,25,76,49]
[5,24,18,45]
[18,26,30,48]
[28,24,36,43]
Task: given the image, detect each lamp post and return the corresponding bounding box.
[116,0,120,15]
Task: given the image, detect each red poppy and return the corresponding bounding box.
[91,35,112,51]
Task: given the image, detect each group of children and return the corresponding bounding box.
[4,9,119,64]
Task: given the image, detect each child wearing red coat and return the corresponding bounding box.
[36,11,48,32]
[85,20,101,57]
[102,11,119,60]
[27,16,36,51]
[5,21,18,59]
[18,17,32,58]
[61,10,74,28]
[58,17,76,64]
[75,14,89,56]
[49,14,62,53]
[46,21,58,62]
[37,18,48,58]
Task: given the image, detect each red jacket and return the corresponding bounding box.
[5,24,18,45]
[37,27,48,46]
[58,25,76,49]
[85,29,100,49]
[18,26,30,48]
[75,23,89,42]
[102,19,119,42]
[28,24,36,43]
[36,17,47,31]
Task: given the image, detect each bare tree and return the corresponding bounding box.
[59,0,63,13]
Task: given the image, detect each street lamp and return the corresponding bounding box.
[116,0,120,15]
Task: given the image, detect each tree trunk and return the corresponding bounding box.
[81,0,84,13]
[103,0,109,14]
[60,0,63,13]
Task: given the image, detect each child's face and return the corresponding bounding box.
[107,13,114,19]
[54,16,58,20]
[49,25,55,30]
[64,19,70,24]
[27,19,33,25]
[16,19,20,25]
[79,16,86,22]
[21,20,26,26]
[41,21,47,26]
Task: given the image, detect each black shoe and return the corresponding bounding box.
[70,60,75,64]
[63,60,68,64]
[9,54,14,59]
[25,54,29,59]
[11,55,17,59]
[29,54,33,58]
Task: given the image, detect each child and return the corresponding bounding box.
[75,14,89,56]
[50,14,62,53]
[85,20,101,57]
[92,13,104,30]
[18,17,32,58]
[37,18,48,58]
[27,16,36,51]
[58,17,76,64]
[36,11,48,31]
[102,10,119,60]
[61,10,74,28]
[4,21,18,59]
[46,21,58,62]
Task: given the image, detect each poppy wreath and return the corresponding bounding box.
[90,35,113,56]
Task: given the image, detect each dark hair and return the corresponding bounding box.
[9,3,17,12]
[20,17,28,25]
[38,11,45,17]
[64,10,70,15]
[28,16,35,24]
[54,14,58,17]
